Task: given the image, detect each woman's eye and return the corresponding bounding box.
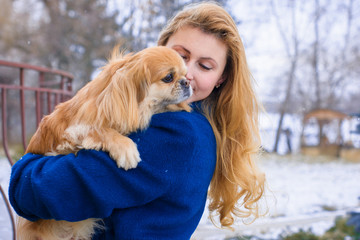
[162,73,174,83]
[199,63,212,70]
[180,55,188,61]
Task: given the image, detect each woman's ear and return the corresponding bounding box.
[216,74,227,88]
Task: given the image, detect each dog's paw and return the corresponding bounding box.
[108,138,141,170]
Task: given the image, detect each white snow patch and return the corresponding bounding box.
[193,154,360,239]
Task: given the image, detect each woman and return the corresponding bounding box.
[9,2,265,239]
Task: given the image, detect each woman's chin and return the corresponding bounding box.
[185,96,195,104]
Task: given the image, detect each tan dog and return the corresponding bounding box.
[17,46,192,240]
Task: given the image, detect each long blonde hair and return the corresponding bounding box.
[158,2,265,228]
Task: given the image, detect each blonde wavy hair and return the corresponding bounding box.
[158,2,265,228]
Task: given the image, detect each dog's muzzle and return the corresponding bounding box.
[180,79,192,98]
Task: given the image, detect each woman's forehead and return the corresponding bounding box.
[167,26,227,61]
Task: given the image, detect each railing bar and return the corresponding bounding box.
[0,59,74,79]
[39,73,44,118]
[0,84,72,96]
[0,90,16,240]
[0,60,74,240]
[47,92,52,114]
[19,68,27,151]
[35,91,41,127]
[1,89,14,166]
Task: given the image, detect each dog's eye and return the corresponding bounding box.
[162,73,174,83]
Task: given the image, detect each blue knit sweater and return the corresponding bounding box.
[9,109,216,239]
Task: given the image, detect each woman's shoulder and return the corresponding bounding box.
[151,106,211,131]
[146,109,214,143]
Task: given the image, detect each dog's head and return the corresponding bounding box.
[132,46,192,107]
[95,46,192,131]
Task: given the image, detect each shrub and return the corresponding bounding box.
[321,215,360,240]
[282,230,319,240]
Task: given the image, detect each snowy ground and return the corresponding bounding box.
[193,154,360,239]
[1,154,360,240]
[0,158,13,240]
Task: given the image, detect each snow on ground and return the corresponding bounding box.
[1,154,359,240]
[193,154,360,239]
[0,158,14,240]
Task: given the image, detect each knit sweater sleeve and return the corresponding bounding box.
[9,110,215,222]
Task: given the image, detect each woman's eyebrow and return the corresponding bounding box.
[173,45,191,54]
[173,45,217,66]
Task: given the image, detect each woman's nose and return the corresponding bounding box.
[185,64,194,81]
[185,72,193,81]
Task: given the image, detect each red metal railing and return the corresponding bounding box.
[0,60,74,240]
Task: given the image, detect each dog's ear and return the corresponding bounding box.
[96,57,151,131]
[129,60,152,103]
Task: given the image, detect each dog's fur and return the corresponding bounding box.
[17,46,192,240]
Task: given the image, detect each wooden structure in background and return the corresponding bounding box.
[301,108,360,161]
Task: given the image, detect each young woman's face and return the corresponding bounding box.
[165,26,228,103]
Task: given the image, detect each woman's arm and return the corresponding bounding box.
[9,111,216,222]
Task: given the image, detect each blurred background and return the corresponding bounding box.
[1,0,360,239]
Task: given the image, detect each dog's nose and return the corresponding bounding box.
[180,79,190,87]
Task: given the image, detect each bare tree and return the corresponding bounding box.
[271,0,299,153]
[312,0,321,109]
[270,0,360,153]
[38,0,124,89]
[299,0,359,113]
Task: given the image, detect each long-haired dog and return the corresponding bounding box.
[17,46,192,240]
